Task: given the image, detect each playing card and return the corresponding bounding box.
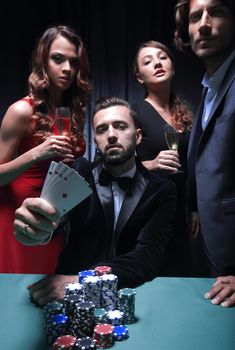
[41,161,57,196]
[41,162,92,216]
[41,161,71,196]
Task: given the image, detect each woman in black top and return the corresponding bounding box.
[132,40,199,276]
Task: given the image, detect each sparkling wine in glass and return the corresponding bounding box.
[55,107,71,136]
[164,124,183,173]
[164,124,179,151]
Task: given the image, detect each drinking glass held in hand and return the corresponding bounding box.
[164,124,183,173]
[54,107,71,136]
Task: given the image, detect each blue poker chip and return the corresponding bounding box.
[113,325,129,341]
[48,314,69,327]
[78,270,96,283]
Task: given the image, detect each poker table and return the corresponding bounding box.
[1,274,235,349]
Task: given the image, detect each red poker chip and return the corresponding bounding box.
[95,266,112,276]
[94,323,114,335]
[52,335,77,349]
[93,324,114,348]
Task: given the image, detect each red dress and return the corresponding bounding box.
[0,99,85,273]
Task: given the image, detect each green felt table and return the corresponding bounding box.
[0,274,234,349]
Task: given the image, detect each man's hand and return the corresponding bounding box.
[204,276,235,307]
[27,274,77,306]
[14,197,60,245]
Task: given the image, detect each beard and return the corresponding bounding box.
[98,142,136,166]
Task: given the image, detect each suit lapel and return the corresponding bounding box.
[114,168,148,239]
[204,60,235,131]
[189,57,235,159]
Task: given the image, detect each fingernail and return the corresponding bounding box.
[204,292,210,299]
[211,298,219,304]
[221,301,229,308]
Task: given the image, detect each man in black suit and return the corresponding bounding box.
[174,0,235,306]
[14,96,177,306]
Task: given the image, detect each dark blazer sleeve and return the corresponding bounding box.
[97,180,177,288]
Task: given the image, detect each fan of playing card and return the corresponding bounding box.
[40,161,92,216]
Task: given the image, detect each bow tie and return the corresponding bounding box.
[99,168,134,192]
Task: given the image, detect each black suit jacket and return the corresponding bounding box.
[55,157,177,288]
[188,55,235,271]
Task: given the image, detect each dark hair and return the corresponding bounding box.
[93,96,139,129]
[174,0,235,53]
[133,40,193,132]
[28,25,92,154]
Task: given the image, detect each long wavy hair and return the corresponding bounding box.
[133,40,193,132]
[174,0,235,54]
[28,25,92,153]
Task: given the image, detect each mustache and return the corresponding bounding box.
[195,35,213,45]
[105,143,123,152]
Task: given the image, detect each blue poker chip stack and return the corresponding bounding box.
[83,275,102,308]
[113,325,129,341]
[43,301,65,334]
[100,274,118,311]
[78,270,96,284]
[118,288,136,324]
[45,313,69,345]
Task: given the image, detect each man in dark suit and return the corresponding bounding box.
[14,96,177,306]
[174,0,235,307]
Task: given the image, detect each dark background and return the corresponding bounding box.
[0,0,205,158]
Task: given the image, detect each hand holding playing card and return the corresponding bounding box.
[40,161,92,216]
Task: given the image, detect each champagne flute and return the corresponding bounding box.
[164,124,179,151]
[54,107,71,136]
[164,124,183,173]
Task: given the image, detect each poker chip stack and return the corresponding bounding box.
[93,324,114,348]
[83,276,102,307]
[65,282,84,298]
[74,336,97,349]
[73,301,96,337]
[94,266,112,276]
[52,334,77,349]
[100,274,118,311]
[113,325,129,341]
[78,270,96,284]
[43,301,65,330]
[106,310,124,326]
[118,288,136,324]
[94,308,108,324]
[64,294,84,316]
[45,313,69,345]
[42,268,136,348]
[64,294,84,336]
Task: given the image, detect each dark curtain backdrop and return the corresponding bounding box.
[0,0,204,159]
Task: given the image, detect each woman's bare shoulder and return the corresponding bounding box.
[2,98,33,126]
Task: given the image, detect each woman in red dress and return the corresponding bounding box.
[0,25,91,273]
